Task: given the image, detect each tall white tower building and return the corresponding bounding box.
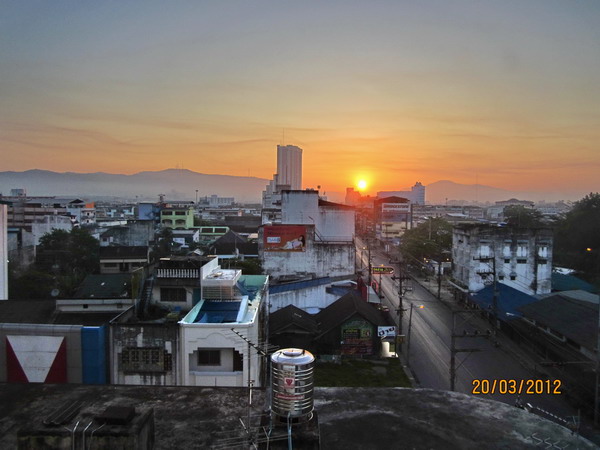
[276,145,302,190]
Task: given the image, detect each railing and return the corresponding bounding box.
[157,268,199,278]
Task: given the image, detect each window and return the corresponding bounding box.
[516,259,527,264]
[160,287,187,302]
[198,350,221,366]
[103,262,117,267]
[121,347,170,373]
[498,275,505,280]
[233,350,243,372]
[510,275,516,280]
[538,259,547,265]
[504,259,510,264]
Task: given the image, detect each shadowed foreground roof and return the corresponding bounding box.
[0,384,594,449]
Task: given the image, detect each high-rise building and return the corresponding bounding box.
[276,145,302,191]
[377,182,426,205]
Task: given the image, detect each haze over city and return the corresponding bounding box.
[2,1,599,198]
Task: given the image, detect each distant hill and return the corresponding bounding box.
[0,169,269,203]
[426,180,582,204]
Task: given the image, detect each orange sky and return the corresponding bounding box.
[2,2,599,198]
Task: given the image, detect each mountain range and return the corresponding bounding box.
[0,170,586,204]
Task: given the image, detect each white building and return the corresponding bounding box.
[0,204,7,300]
[31,215,73,246]
[277,145,302,190]
[260,190,355,283]
[262,145,303,223]
[179,259,268,387]
[377,182,426,205]
[452,224,553,296]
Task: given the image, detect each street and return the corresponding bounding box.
[355,237,595,438]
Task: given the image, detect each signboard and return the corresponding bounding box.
[377,326,396,338]
[263,225,307,252]
[341,319,373,355]
[382,203,410,212]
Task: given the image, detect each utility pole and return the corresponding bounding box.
[437,261,442,300]
[450,310,487,391]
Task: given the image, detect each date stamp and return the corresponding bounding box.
[472,379,562,395]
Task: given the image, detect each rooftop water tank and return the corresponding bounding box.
[271,348,315,422]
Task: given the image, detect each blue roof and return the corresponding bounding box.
[469,284,538,320]
[269,277,333,294]
[552,273,599,294]
[194,301,241,323]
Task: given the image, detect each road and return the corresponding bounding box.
[355,237,589,434]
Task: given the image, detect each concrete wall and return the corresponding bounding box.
[110,323,180,386]
[261,225,355,281]
[452,225,553,295]
[0,205,7,300]
[269,284,342,313]
[0,324,84,383]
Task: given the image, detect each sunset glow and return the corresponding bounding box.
[1,2,599,201]
[357,180,368,191]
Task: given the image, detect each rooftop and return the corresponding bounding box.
[0,384,594,449]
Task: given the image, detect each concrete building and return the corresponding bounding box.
[160,206,195,230]
[262,145,303,223]
[31,215,73,246]
[0,299,112,384]
[0,204,7,300]
[99,246,149,274]
[377,182,426,205]
[452,224,553,296]
[277,145,302,190]
[260,190,355,283]
[179,262,269,387]
[373,196,412,241]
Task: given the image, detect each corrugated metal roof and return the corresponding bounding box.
[269,277,333,294]
[469,284,538,319]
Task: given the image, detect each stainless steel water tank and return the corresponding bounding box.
[271,348,315,421]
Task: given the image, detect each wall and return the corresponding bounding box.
[452,225,553,295]
[0,205,7,300]
[260,226,355,281]
[269,284,343,313]
[0,324,84,383]
[110,323,179,386]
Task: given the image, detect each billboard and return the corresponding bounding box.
[263,225,307,252]
[340,319,373,355]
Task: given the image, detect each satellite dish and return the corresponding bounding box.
[50,289,60,297]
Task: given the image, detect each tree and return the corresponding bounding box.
[399,218,452,264]
[503,205,545,228]
[11,228,100,298]
[554,193,600,282]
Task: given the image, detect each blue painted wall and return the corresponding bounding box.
[81,326,107,384]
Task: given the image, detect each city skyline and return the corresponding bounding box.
[2,1,599,198]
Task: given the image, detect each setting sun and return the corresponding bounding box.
[357,180,367,190]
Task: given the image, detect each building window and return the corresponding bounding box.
[498,275,505,280]
[510,275,516,280]
[537,259,547,265]
[120,347,170,373]
[197,350,221,366]
[160,287,187,302]
[504,259,510,264]
[103,262,117,268]
[233,350,243,372]
[516,259,527,264]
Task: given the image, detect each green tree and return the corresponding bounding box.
[503,205,545,227]
[12,228,100,298]
[554,193,600,282]
[399,218,452,264]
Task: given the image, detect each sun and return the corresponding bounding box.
[357,179,367,190]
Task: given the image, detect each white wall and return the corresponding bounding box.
[0,205,7,300]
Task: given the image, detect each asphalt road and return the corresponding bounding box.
[355,237,592,437]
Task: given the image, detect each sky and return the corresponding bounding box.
[1,1,599,198]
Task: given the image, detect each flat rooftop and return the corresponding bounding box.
[0,384,595,449]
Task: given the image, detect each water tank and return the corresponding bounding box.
[271,348,315,422]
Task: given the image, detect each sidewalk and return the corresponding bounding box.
[410,271,600,444]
